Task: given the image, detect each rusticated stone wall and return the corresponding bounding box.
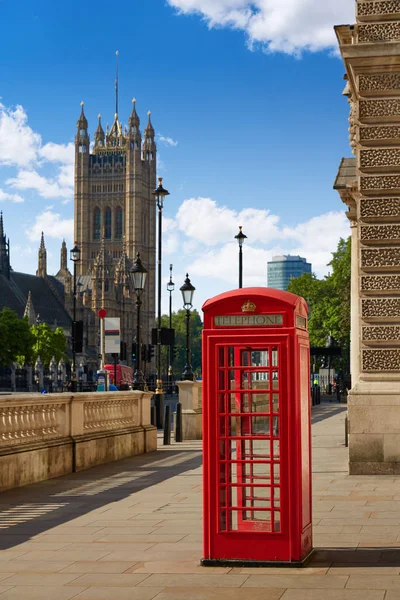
[335,0,400,473]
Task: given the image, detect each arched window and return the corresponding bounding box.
[105,208,112,239]
[93,208,101,241]
[115,207,123,240]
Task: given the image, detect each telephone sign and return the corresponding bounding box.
[201,288,312,566]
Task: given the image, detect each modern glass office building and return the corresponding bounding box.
[267,255,312,291]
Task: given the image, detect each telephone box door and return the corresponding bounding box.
[207,335,291,561]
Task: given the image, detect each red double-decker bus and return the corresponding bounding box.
[104,364,134,389]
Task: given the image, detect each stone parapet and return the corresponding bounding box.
[0,391,156,491]
[176,381,202,441]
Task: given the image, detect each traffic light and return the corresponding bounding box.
[120,341,127,361]
[146,344,155,362]
[172,345,178,359]
[131,342,137,362]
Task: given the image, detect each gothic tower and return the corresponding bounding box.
[36,232,47,278]
[0,212,10,279]
[73,97,157,357]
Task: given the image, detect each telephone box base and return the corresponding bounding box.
[200,551,314,569]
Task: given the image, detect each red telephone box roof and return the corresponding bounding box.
[202,287,307,315]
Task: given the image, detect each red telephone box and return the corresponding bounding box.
[201,288,312,567]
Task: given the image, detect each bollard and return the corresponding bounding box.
[345,415,349,448]
[175,402,183,442]
[316,386,321,405]
[163,405,171,445]
[151,405,157,427]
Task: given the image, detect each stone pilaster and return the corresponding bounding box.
[336,1,400,473]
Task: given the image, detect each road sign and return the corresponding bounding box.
[98,308,107,319]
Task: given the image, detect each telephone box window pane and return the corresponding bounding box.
[273,440,280,459]
[220,511,227,531]
[218,370,225,392]
[244,439,271,460]
[229,372,236,390]
[242,351,249,366]
[244,510,272,523]
[272,347,279,367]
[251,415,271,436]
[273,487,280,508]
[228,346,235,366]
[230,416,240,436]
[218,347,225,366]
[229,511,238,531]
[235,460,271,484]
[250,393,269,414]
[220,462,227,484]
[220,488,227,508]
[272,416,279,437]
[251,372,270,391]
[272,393,279,413]
[242,372,249,389]
[219,393,226,414]
[273,463,280,483]
[274,511,281,532]
[219,417,226,436]
[219,440,226,460]
[251,350,269,367]
[272,371,279,390]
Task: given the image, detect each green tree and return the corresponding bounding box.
[287,237,351,372]
[160,309,203,379]
[0,308,34,366]
[30,323,67,367]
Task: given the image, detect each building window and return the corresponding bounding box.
[115,207,123,240]
[105,208,112,239]
[93,208,101,241]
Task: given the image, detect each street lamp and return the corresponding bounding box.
[70,241,81,392]
[180,273,195,381]
[234,226,247,289]
[167,264,175,394]
[152,177,170,427]
[130,252,148,390]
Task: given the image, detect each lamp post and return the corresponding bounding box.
[152,177,170,427]
[70,241,81,392]
[167,264,175,394]
[234,226,247,289]
[130,253,148,390]
[180,273,195,381]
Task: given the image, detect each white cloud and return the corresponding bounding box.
[167,0,354,55]
[6,169,73,200]
[0,103,42,167]
[25,210,74,242]
[0,188,24,204]
[173,197,349,288]
[39,142,74,165]
[176,197,280,245]
[158,135,178,147]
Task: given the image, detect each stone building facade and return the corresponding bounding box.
[335,1,400,474]
[70,101,157,364]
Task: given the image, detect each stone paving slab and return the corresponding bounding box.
[1,402,400,599]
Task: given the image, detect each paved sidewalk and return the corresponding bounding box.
[0,402,399,599]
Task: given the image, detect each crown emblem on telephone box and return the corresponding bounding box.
[241,300,256,313]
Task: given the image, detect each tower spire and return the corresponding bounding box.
[115,50,119,118]
[0,211,3,239]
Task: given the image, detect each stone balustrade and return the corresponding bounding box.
[0,391,156,491]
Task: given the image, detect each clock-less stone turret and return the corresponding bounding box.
[335,0,400,474]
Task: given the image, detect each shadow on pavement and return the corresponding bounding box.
[310,547,400,566]
[312,402,347,425]
[0,447,202,551]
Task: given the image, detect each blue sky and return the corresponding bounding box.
[0,0,355,313]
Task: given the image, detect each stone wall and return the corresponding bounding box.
[0,391,156,491]
[335,1,400,473]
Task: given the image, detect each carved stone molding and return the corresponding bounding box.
[360,197,400,218]
[360,175,400,191]
[358,1,400,18]
[360,148,400,169]
[359,73,400,92]
[360,99,400,119]
[361,247,400,268]
[359,22,400,43]
[361,224,400,240]
[360,125,400,142]
[363,325,400,341]
[363,348,400,371]
[362,297,400,318]
[361,274,400,291]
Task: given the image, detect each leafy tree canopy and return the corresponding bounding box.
[29,323,67,368]
[0,308,34,366]
[287,237,351,372]
[160,309,203,379]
